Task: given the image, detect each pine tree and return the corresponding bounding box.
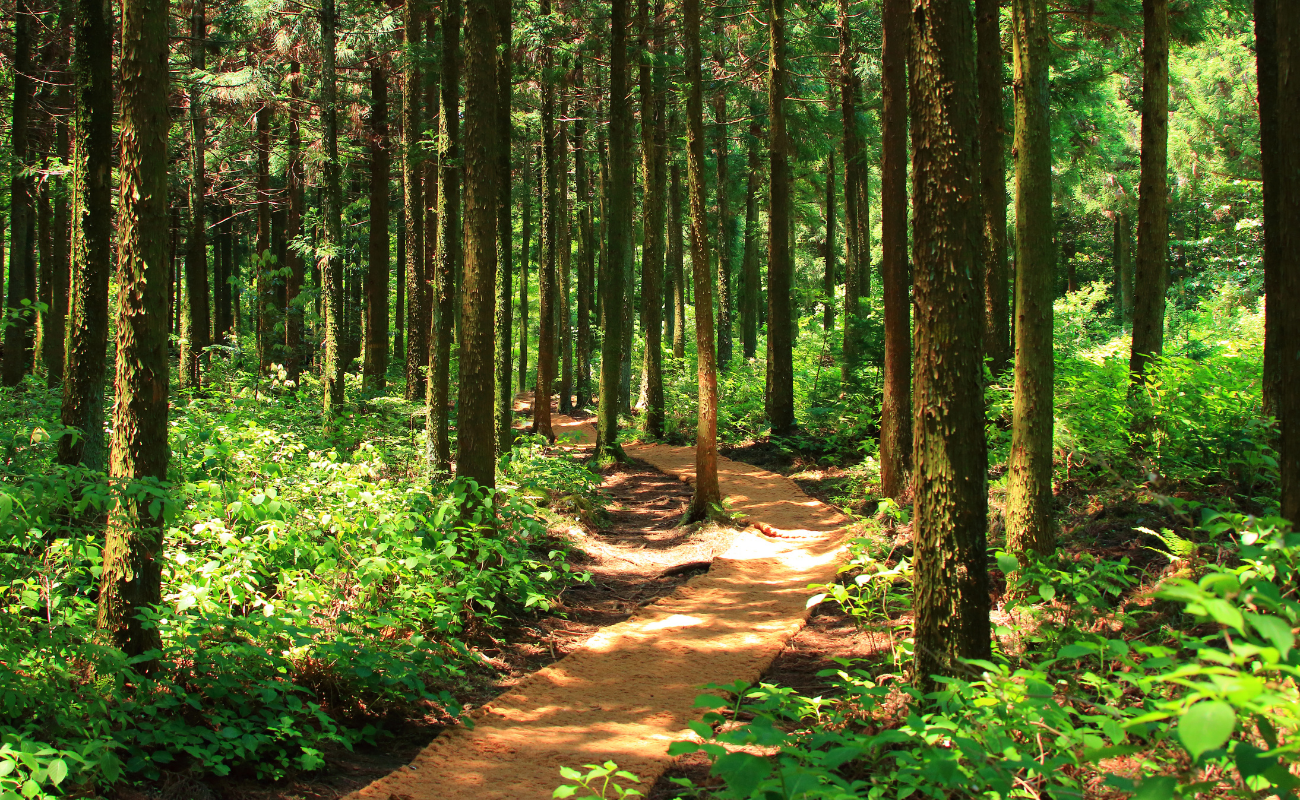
[766,0,794,435]
[430,0,462,475]
[977,0,1011,375]
[2,0,35,387]
[1129,0,1169,386]
[364,62,391,391]
[402,3,426,400]
[320,0,346,415]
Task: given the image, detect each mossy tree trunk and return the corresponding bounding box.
[494,0,513,454]
[977,0,1011,376]
[364,62,390,391]
[320,0,346,415]
[534,15,558,439]
[285,62,305,384]
[402,6,426,400]
[2,0,34,387]
[1129,0,1169,386]
[180,0,209,392]
[429,0,461,475]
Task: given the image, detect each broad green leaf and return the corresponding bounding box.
[1132,776,1177,800]
[1178,700,1235,760]
[46,759,67,786]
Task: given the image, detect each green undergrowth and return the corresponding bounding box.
[0,371,600,797]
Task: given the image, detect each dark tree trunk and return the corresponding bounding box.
[458,0,499,487]
[1257,0,1280,419]
[685,0,721,519]
[559,87,573,414]
[494,0,513,453]
[823,148,835,332]
[977,0,1011,375]
[534,24,558,439]
[880,0,911,499]
[402,8,426,400]
[575,63,593,409]
[364,63,391,391]
[1007,0,1055,557]
[321,0,346,414]
[909,0,992,690]
[1275,0,1300,521]
[595,0,632,460]
[429,0,461,475]
[180,0,209,391]
[741,114,761,360]
[714,19,732,370]
[519,146,532,393]
[766,0,794,435]
[98,0,170,661]
[640,0,666,436]
[2,0,35,387]
[1129,0,1169,385]
[256,101,274,374]
[285,62,305,383]
[670,146,687,360]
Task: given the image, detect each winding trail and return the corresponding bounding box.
[346,403,848,800]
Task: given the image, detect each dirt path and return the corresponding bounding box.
[345,401,848,800]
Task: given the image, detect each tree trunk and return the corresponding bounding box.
[179,0,209,391]
[670,145,687,360]
[909,0,992,690]
[575,63,593,409]
[320,0,346,414]
[879,0,911,499]
[823,148,835,332]
[402,8,426,400]
[977,0,1011,375]
[741,114,761,360]
[714,21,732,370]
[595,0,632,460]
[559,86,574,414]
[534,33,558,439]
[766,0,794,435]
[429,4,462,475]
[2,0,34,387]
[640,0,666,437]
[1007,0,1055,557]
[1257,0,1280,419]
[285,62,305,383]
[458,0,500,488]
[364,63,390,391]
[256,100,274,375]
[98,0,170,660]
[1129,0,1168,385]
[1275,0,1300,522]
[685,0,721,519]
[519,145,532,393]
[494,0,514,454]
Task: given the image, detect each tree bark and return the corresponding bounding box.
[429,1,461,475]
[364,63,391,391]
[714,19,732,370]
[1257,0,1280,419]
[321,0,346,414]
[1129,0,1169,385]
[179,0,209,391]
[519,145,532,393]
[2,0,35,387]
[559,86,574,414]
[534,34,558,439]
[909,0,991,690]
[741,114,761,360]
[640,0,666,436]
[879,0,911,499]
[494,0,513,453]
[458,0,499,487]
[823,148,835,332]
[685,0,721,519]
[98,0,170,660]
[595,0,632,460]
[256,99,274,375]
[670,157,686,360]
[402,7,426,400]
[766,0,794,435]
[1275,0,1300,522]
[285,62,305,383]
[1007,0,1055,557]
[977,0,1010,375]
[575,63,593,409]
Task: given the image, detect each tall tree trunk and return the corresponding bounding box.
[1275,0,1299,521]
[840,0,868,384]
[766,0,794,434]
[430,0,462,474]
[741,114,761,360]
[285,62,305,383]
[669,157,686,360]
[98,0,170,660]
[714,19,732,370]
[519,146,532,393]
[2,0,34,387]
[1129,0,1168,385]
[37,171,53,377]
[685,0,721,519]
[180,0,209,391]
[559,86,574,414]
[364,63,390,391]
[1007,0,1055,557]
[321,0,346,414]
[494,0,513,453]
[575,63,593,409]
[909,0,991,690]
[640,0,666,436]
[459,0,499,487]
[1256,0,1279,419]
[595,0,632,460]
[402,8,426,400]
[256,100,274,375]
[977,0,1010,375]
[534,24,558,438]
[823,148,835,332]
[879,0,911,498]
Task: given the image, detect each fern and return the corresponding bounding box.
[1138,526,1199,563]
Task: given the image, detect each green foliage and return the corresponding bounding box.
[553,762,643,799]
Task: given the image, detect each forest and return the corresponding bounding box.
[0,0,1298,795]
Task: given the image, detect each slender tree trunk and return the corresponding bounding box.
[1129,0,1169,385]
[1007,0,1055,557]
[285,62,304,383]
[1275,0,1299,521]
[402,8,426,400]
[37,172,53,377]
[595,0,632,460]
[364,63,390,391]
[714,21,732,370]
[640,0,666,436]
[2,0,34,387]
[670,158,686,360]
[741,115,761,360]
[575,63,593,409]
[685,0,721,519]
[429,0,461,474]
[879,0,911,498]
[321,0,345,414]
[559,86,574,414]
[823,148,835,332]
[534,50,558,438]
[766,0,794,434]
[458,0,499,487]
[494,0,513,453]
[98,0,170,660]
[977,0,1011,375]
[840,0,868,383]
[180,0,209,391]
[1256,0,1280,419]
[256,100,274,374]
[519,147,532,393]
[909,0,991,690]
